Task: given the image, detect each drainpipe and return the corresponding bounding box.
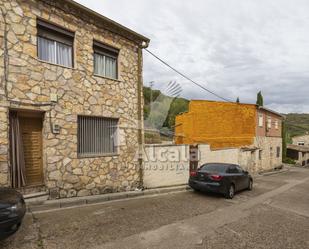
[0,6,8,99]
[137,41,149,189]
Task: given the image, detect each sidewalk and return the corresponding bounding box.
[26,167,290,213]
[26,185,190,212]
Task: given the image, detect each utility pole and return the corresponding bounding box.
[149,81,154,113]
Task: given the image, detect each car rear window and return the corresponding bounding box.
[199,163,228,173]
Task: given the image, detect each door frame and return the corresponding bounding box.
[9,109,45,188]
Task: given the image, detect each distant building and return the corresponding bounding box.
[174,100,283,172]
[286,144,309,166]
[292,134,309,146]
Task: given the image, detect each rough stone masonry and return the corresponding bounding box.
[0,0,149,198]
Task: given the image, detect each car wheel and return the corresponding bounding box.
[225,184,235,199]
[247,179,253,191]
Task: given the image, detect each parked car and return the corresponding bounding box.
[0,188,26,240]
[189,163,253,199]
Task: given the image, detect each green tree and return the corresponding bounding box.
[143,86,189,131]
[256,91,263,106]
[163,97,189,129]
[236,97,239,103]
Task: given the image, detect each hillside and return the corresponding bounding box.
[143,87,309,142]
[143,86,189,131]
[284,113,309,138]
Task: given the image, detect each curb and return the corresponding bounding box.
[27,185,191,212]
[258,168,290,176]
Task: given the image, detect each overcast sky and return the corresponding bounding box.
[75,0,309,113]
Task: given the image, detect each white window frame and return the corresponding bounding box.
[267,117,272,129]
[258,114,263,127]
[275,120,279,130]
[298,142,305,146]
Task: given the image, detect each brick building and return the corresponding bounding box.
[0,0,149,198]
[175,100,283,172]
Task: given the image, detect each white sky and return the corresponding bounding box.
[75,0,309,113]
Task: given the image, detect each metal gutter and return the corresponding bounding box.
[60,0,150,45]
[258,106,284,118]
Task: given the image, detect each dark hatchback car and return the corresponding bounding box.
[189,163,253,199]
[0,188,26,240]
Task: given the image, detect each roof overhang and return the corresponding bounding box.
[287,144,309,152]
[258,106,284,118]
[42,0,150,46]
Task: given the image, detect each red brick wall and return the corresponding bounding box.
[256,109,282,137]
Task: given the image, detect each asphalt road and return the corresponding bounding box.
[1,166,309,249]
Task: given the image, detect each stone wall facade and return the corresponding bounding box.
[253,136,282,172]
[0,0,148,198]
[292,134,309,146]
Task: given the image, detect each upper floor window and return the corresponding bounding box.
[258,114,263,127]
[275,120,279,129]
[37,19,74,68]
[267,117,271,129]
[298,142,305,146]
[93,41,118,79]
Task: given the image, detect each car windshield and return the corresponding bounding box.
[199,163,228,173]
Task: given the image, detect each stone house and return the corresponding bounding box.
[0,0,150,198]
[291,134,309,146]
[286,144,309,166]
[174,100,283,172]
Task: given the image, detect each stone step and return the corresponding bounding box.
[24,191,49,200]
[26,185,190,213]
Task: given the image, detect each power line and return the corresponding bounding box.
[285,122,309,131]
[144,48,233,102]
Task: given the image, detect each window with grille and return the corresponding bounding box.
[78,116,118,156]
[37,19,74,67]
[93,41,118,79]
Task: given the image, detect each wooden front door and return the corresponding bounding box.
[19,117,43,186]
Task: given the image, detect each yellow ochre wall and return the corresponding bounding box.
[175,101,257,149]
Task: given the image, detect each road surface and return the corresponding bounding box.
[1,166,309,249]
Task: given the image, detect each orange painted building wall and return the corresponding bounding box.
[175,101,257,149]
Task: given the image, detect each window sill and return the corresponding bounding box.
[37,58,75,70]
[93,74,122,82]
[77,153,119,159]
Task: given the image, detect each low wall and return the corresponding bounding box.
[143,139,282,189]
[143,144,190,188]
[198,144,239,166]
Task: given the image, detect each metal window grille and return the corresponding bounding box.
[78,116,118,156]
